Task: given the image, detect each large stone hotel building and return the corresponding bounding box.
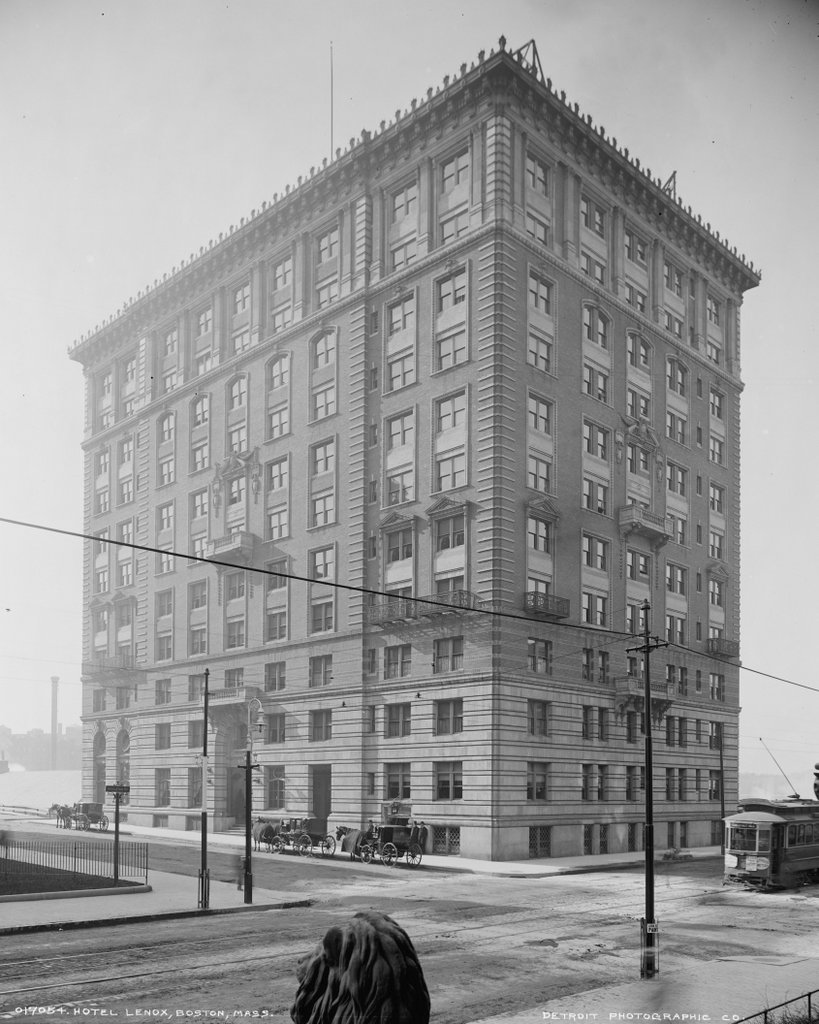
[70,39,759,860]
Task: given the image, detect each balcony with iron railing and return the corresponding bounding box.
[618,505,671,546]
[614,675,673,698]
[365,598,418,626]
[82,652,143,677]
[208,684,264,706]
[523,591,571,619]
[416,589,480,616]
[207,531,259,563]
[706,637,740,660]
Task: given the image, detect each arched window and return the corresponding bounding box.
[267,354,290,391]
[311,331,336,370]
[626,332,651,370]
[227,375,248,411]
[583,305,609,349]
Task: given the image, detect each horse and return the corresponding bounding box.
[252,817,280,852]
[335,825,366,861]
[51,804,73,829]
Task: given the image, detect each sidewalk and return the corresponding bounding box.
[469,956,819,1023]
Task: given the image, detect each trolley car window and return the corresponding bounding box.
[757,829,770,852]
[730,824,757,851]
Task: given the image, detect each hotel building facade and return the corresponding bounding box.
[70,39,759,860]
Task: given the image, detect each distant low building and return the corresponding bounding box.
[69,38,758,859]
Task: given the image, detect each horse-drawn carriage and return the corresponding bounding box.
[360,822,423,867]
[54,802,109,831]
[270,817,336,857]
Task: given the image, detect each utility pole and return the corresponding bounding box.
[241,697,262,904]
[718,725,726,854]
[198,668,210,910]
[627,600,668,980]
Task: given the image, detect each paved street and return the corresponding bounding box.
[3,831,819,1023]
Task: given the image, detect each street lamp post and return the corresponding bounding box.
[198,668,210,910]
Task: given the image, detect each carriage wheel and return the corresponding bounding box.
[382,842,398,867]
[99,816,110,831]
[361,843,374,864]
[296,834,312,857]
[320,835,336,858]
[406,843,423,867]
[271,836,285,854]
[80,816,91,831]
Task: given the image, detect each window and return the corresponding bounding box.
[310,709,332,741]
[435,698,463,736]
[667,358,688,396]
[155,679,171,705]
[266,456,288,493]
[264,662,286,692]
[664,260,683,296]
[433,636,464,673]
[387,528,413,563]
[581,764,593,801]
[441,149,469,191]
[707,295,721,326]
[528,700,549,736]
[583,364,608,402]
[709,436,724,465]
[525,213,549,246]
[386,469,413,505]
[583,421,608,460]
[625,284,647,312]
[268,355,290,390]
[228,377,247,411]
[625,229,647,264]
[265,712,286,745]
[189,626,207,655]
[526,763,549,802]
[271,306,292,333]
[392,181,417,221]
[527,515,551,553]
[225,617,245,649]
[312,332,336,370]
[582,592,608,627]
[162,370,178,394]
[667,462,687,496]
[435,515,464,553]
[309,655,333,688]
[583,307,608,348]
[627,389,651,419]
[437,269,467,312]
[626,550,651,582]
[389,295,415,335]
[441,210,469,244]
[316,278,339,309]
[627,334,651,369]
[528,271,552,315]
[272,255,292,290]
[227,425,247,454]
[192,396,209,428]
[528,394,552,434]
[435,453,466,491]
[188,720,204,749]
[666,614,686,645]
[385,702,412,737]
[155,723,171,750]
[667,512,687,546]
[666,563,687,595]
[155,768,171,806]
[233,282,250,315]
[310,490,335,526]
[525,153,549,194]
[581,252,606,285]
[710,389,724,420]
[434,761,463,800]
[709,530,724,560]
[583,478,608,515]
[159,455,175,486]
[436,392,466,432]
[384,645,412,679]
[192,440,209,472]
[527,330,552,372]
[311,382,336,422]
[387,412,414,450]
[581,196,606,237]
[157,548,174,575]
[265,610,287,641]
[232,328,250,355]
[582,534,608,571]
[391,238,417,271]
[435,330,467,370]
[387,353,415,391]
[709,578,725,608]
[310,600,334,633]
[527,454,551,493]
[666,411,687,446]
[317,225,339,263]
[527,638,552,675]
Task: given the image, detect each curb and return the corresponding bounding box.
[0,897,315,936]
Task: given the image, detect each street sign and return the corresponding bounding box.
[105,784,131,794]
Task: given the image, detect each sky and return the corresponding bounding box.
[0,0,817,791]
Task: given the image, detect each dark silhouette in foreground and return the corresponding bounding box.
[291,910,430,1024]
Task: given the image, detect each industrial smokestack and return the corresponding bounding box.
[51,676,59,770]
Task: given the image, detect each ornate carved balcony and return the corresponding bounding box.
[614,675,673,722]
[523,591,571,619]
[208,684,264,706]
[365,598,418,626]
[207,531,259,564]
[706,637,740,660]
[618,505,671,548]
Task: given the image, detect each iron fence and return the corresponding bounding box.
[737,988,819,1024]
[0,836,148,885]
